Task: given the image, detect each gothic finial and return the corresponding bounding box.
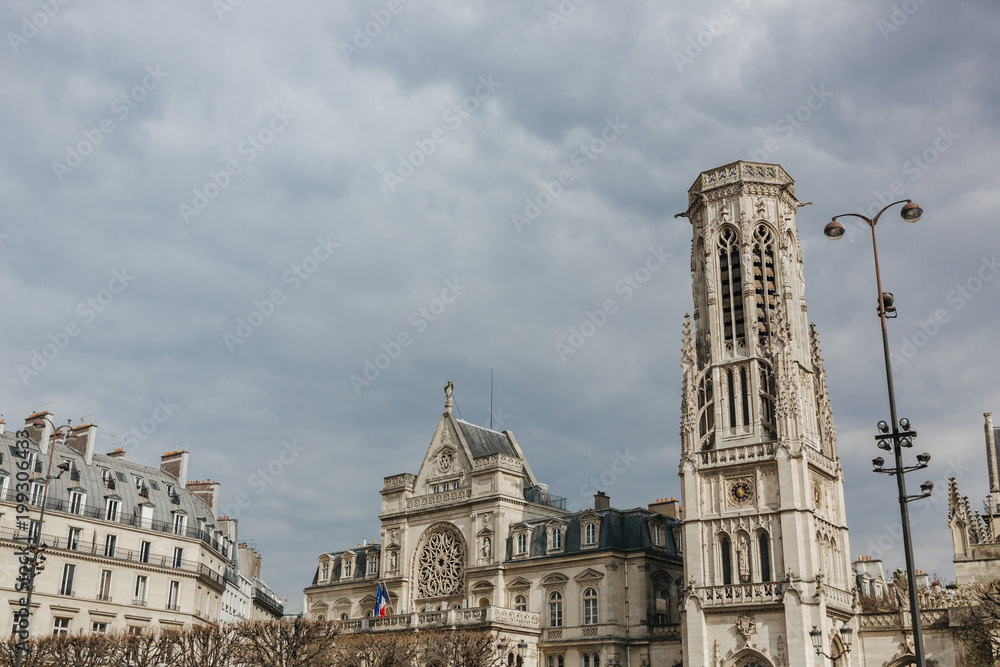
[444,381,454,413]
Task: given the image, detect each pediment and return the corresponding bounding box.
[510,522,530,532]
[541,573,568,586]
[334,598,352,607]
[359,595,376,604]
[506,577,532,590]
[574,568,604,582]
[471,580,495,592]
[579,511,600,522]
[310,601,329,610]
[476,526,494,537]
[545,518,568,528]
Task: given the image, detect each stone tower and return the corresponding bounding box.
[676,162,854,667]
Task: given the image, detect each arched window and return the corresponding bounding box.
[753,224,777,345]
[727,368,737,428]
[548,591,563,627]
[340,613,348,621]
[583,655,590,667]
[721,535,732,585]
[515,594,527,611]
[516,533,527,555]
[583,587,598,624]
[758,533,771,583]
[718,227,745,349]
[365,610,373,618]
[698,373,715,450]
[479,597,489,608]
[550,528,562,550]
[592,654,600,667]
[317,615,325,622]
[584,522,596,545]
[321,563,329,581]
[759,361,776,437]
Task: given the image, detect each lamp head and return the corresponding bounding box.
[878,421,890,434]
[872,457,885,471]
[517,640,528,658]
[824,220,846,240]
[839,623,853,650]
[916,452,931,465]
[899,437,913,448]
[809,626,823,652]
[877,440,892,451]
[921,480,934,495]
[56,461,71,474]
[900,201,922,223]
[899,417,911,431]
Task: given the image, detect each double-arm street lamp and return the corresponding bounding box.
[824,199,933,667]
[810,623,853,664]
[15,418,71,667]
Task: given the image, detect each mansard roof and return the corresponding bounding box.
[0,430,227,556]
[507,507,680,560]
[456,420,519,459]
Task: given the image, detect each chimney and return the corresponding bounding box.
[107,448,126,459]
[594,491,610,510]
[986,413,999,494]
[66,423,98,465]
[0,418,5,435]
[649,497,682,519]
[187,479,221,513]
[26,412,53,454]
[160,450,189,486]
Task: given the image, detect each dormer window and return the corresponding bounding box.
[652,523,664,547]
[342,556,354,579]
[321,562,329,581]
[516,533,527,556]
[133,475,143,490]
[368,555,378,576]
[550,528,562,550]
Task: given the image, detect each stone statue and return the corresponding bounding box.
[481,537,491,559]
[444,381,454,411]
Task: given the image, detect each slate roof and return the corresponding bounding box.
[0,429,226,556]
[457,420,518,459]
[310,545,382,587]
[508,507,681,560]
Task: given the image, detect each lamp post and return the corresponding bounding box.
[517,639,528,667]
[825,199,932,667]
[15,418,71,667]
[810,623,853,664]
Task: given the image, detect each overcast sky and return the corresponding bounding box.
[3,1,999,601]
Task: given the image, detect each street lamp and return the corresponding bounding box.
[517,639,528,667]
[810,623,853,664]
[825,198,930,667]
[15,418,71,667]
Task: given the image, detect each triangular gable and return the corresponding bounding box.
[574,568,605,582]
[506,577,532,589]
[309,601,329,610]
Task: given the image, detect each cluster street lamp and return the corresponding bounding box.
[825,199,933,667]
[496,638,529,667]
[15,418,71,667]
[810,623,853,664]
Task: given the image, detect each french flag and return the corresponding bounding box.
[376,582,389,617]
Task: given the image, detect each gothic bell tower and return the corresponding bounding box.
[676,162,854,667]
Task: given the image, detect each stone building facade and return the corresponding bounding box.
[307,162,991,667]
[304,390,686,667]
[0,412,281,638]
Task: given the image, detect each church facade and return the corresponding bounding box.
[306,162,980,667]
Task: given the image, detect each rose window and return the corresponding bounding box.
[417,529,465,598]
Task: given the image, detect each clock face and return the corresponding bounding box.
[730,480,753,505]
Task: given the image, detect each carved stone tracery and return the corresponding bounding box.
[416,527,465,598]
